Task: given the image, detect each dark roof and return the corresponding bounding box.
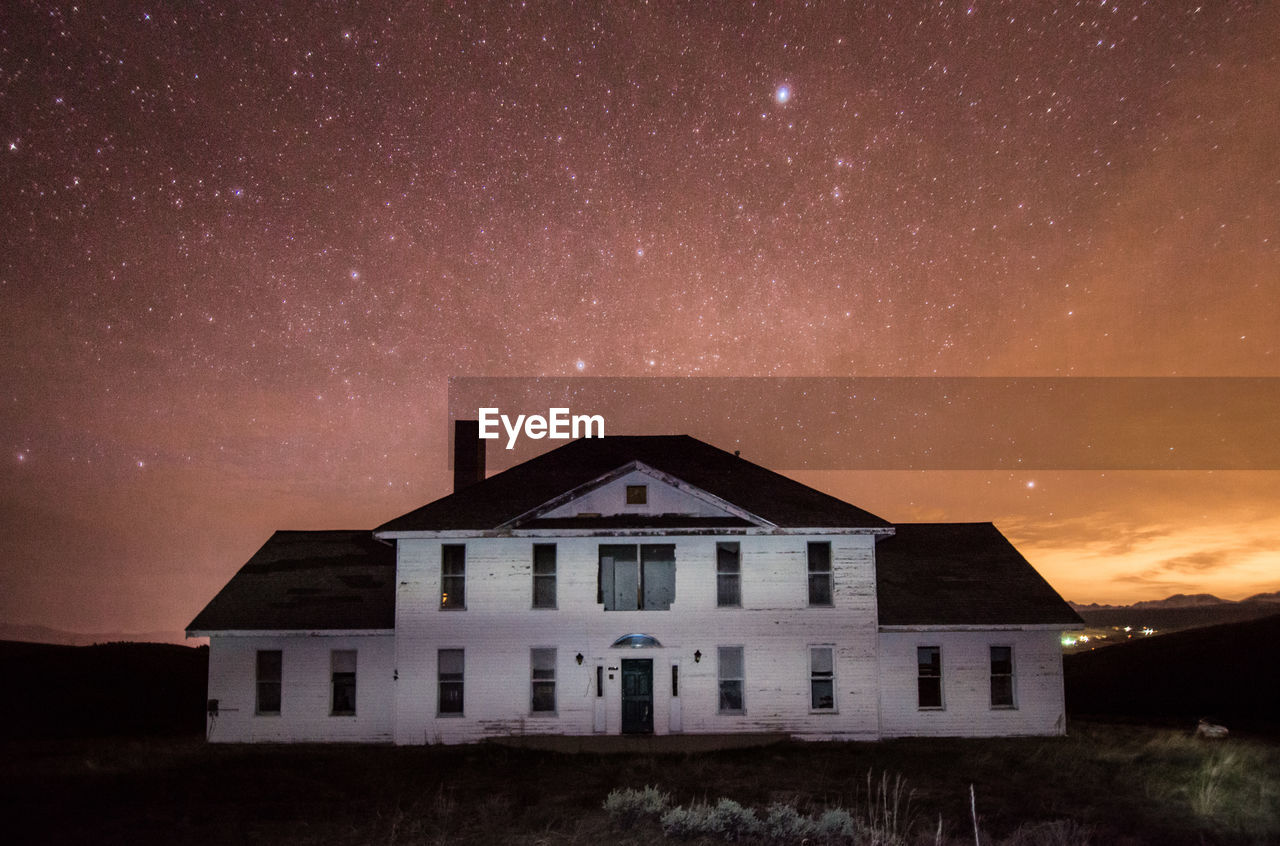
[375,435,890,533]
[521,515,753,530]
[875,523,1083,626]
[187,531,395,632]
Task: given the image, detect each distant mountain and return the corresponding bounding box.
[0,623,194,646]
[1068,590,1280,634]
[1064,612,1280,732]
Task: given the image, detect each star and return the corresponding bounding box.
[775,85,791,104]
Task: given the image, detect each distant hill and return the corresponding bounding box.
[0,640,208,739]
[1069,591,1280,633]
[1064,612,1280,732]
[0,622,194,646]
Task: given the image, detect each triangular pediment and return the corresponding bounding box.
[497,461,776,529]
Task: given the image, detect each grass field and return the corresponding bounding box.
[4,721,1276,845]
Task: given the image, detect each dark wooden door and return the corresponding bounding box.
[621,659,653,734]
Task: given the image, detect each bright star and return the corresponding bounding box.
[575,360,585,372]
[775,85,791,104]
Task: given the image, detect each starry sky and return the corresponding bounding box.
[2,1,1277,638]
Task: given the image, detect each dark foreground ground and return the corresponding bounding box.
[3,721,1277,846]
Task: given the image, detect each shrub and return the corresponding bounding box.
[814,807,857,843]
[661,803,711,839]
[708,798,763,841]
[603,785,671,826]
[763,802,817,843]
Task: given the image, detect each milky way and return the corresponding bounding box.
[1,2,1277,634]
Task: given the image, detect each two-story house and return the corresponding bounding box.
[188,425,1083,743]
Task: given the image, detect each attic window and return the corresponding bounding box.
[625,484,647,505]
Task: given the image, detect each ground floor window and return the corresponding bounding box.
[718,646,745,714]
[809,646,835,710]
[990,645,1015,708]
[255,650,281,715]
[917,646,942,709]
[330,650,357,715]
[531,648,557,713]
[438,648,464,715]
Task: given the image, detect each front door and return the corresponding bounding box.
[621,659,653,734]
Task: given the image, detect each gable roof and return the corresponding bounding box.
[875,523,1083,627]
[375,435,891,533]
[186,530,394,632]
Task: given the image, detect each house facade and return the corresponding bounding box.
[188,427,1082,743]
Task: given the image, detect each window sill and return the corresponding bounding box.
[329,713,357,718]
[438,606,467,611]
[531,606,558,611]
[254,712,281,717]
[529,711,559,718]
[808,709,838,715]
[917,706,946,711]
[718,711,746,716]
[436,712,465,718]
[990,705,1019,711]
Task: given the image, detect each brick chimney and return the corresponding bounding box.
[453,419,486,492]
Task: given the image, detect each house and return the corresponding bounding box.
[188,424,1083,743]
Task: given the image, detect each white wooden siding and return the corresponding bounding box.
[541,470,735,518]
[393,533,881,744]
[877,630,1067,737]
[205,634,395,743]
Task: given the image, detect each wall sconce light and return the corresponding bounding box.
[576,652,584,665]
[694,650,702,663]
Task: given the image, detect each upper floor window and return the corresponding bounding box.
[441,544,465,609]
[716,542,741,607]
[438,648,464,715]
[598,544,675,610]
[807,542,833,606]
[990,646,1015,708]
[625,484,648,505]
[255,650,282,715]
[330,650,357,716]
[917,646,943,709]
[810,646,835,711]
[532,544,557,609]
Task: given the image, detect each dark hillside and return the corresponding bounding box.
[1064,613,1280,732]
[0,640,207,739]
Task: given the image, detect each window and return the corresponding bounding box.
[331,650,357,716]
[990,646,1015,708]
[625,484,647,505]
[671,664,679,697]
[440,544,465,609]
[917,646,942,709]
[437,649,464,715]
[255,650,281,715]
[807,542,833,606]
[598,544,675,610]
[531,648,556,713]
[716,542,741,607]
[532,544,557,609]
[810,646,835,711]
[596,665,604,698]
[718,646,744,714]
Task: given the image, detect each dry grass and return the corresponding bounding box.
[2,721,1276,845]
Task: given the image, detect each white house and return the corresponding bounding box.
[188,424,1083,743]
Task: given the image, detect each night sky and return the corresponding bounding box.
[2,2,1277,638]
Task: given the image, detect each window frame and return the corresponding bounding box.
[440,544,466,610]
[717,645,746,715]
[598,543,676,611]
[716,542,742,608]
[437,648,465,716]
[917,645,943,710]
[807,541,834,607]
[330,649,357,717]
[530,647,557,715]
[625,484,648,505]
[532,543,557,609]
[809,645,836,713]
[255,649,282,716]
[989,645,1016,709]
